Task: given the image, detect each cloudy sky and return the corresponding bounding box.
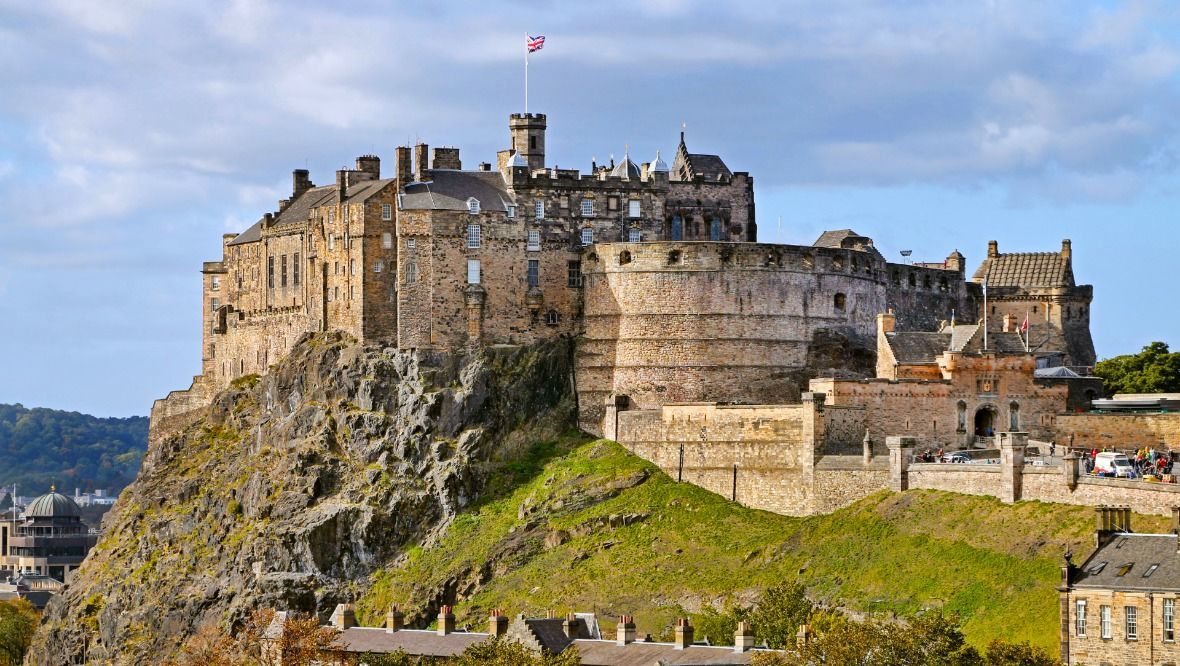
[1,1,1178,416]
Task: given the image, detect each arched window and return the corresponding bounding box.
[670,215,684,241]
[834,293,847,311]
[956,401,967,432]
[1009,401,1020,431]
[467,198,480,214]
[545,309,560,326]
[619,250,632,265]
[709,218,723,241]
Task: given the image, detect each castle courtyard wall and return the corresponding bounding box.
[1055,412,1180,450]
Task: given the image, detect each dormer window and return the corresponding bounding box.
[467,198,481,214]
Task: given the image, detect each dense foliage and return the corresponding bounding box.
[0,403,147,495]
[1094,341,1180,395]
[0,598,38,666]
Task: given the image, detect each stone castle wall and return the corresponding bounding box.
[1054,412,1180,450]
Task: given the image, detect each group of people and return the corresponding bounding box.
[1079,447,1176,478]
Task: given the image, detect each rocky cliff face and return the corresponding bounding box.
[26,332,576,664]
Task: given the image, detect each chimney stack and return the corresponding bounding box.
[616,615,636,645]
[1061,238,1072,262]
[438,605,455,636]
[734,621,755,653]
[414,143,430,182]
[432,147,461,171]
[396,146,413,184]
[331,603,357,630]
[336,169,347,202]
[386,605,404,633]
[488,609,508,637]
[987,240,998,258]
[673,618,694,650]
[877,311,896,336]
[797,624,813,647]
[292,169,312,200]
[562,612,580,639]
[355,155,380,178]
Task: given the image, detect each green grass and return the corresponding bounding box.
[358,438,1168,650]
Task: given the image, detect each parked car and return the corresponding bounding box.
[1093,452,1137,478]
[940,452,971,464]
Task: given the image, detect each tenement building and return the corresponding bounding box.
[1059,506,1180,665]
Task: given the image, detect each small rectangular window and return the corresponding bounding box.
[382,232,392,249]
[381,203,392,221]
[328,208,334,224]
[281,255,288,287]
[628,199,641,218]
[560,196,569,209]
[334,261,339,275]
[1165,599,1174,641]
[374,260,383,273]
[210,297,220,312]
[581,199,594,216]
[527,229,541,251]
[629,229,642,242]
[535,200,545,219]
[406,262,419,284]
[350,259,356,276]
[407,238,416,249]
[328,233,335,251]
[293,252,301,285]
[1126,606,1138,640]
[507,205,516,219]
[581,228,594,246]
[467,259,480,284]
[568,260,582,288]
[608,196,618,211]
[210,276,221,291]
[1101,605,1111,639]
[467,224,481,249]
[1076,600,1087,637]
[267,256,275,289]
[527,259,540,287]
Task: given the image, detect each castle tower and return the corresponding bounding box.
[509,113,546,171]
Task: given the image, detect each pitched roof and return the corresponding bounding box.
[671,132,732,182]
[1073,534,1180,592]
[227,219,263,246]
[885,332,951,364]
[813,229,869,249]
[335,627,488,655]
[399,170,514,212]
[972,252,1073,288]
[572,639,760,665]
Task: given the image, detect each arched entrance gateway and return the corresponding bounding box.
[974,406,996,438]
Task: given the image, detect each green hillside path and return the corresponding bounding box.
[359,436,1168,651]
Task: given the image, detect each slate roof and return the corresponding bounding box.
[399,170,514,212]
[886,323,1029,365]
[813,229,870,249]
[335,627,489,655]
[1072,534,1180,592]
[972,252,1073,288]
[226,219,263,246]
[671,133,733,182]
[885,332,951,364]
[572,639,760,665]
[227,177,395,243]
[1035,366,1081,378]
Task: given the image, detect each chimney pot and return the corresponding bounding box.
[386,605,405,633]
[734,620,755,653]
[562,612,580,639]
[674,618,694,650]
[616,615,636,646]
[331,603,357,630]
[987,240,998,258]
[1061,238,1072,261]
[488,609,508,637]
[396,146,413,184]
[414,143,430,182]
[438,605,455,636]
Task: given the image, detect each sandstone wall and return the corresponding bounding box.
[1055,412,1180,450]
[812,464,890,514]
[884,262,977,332]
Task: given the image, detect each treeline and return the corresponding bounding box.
[0,403,147,496]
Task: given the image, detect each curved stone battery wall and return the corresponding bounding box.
[577,241,889,434]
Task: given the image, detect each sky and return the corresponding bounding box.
[1,0,1178,417]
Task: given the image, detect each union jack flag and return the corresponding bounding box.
[527,35,545,53]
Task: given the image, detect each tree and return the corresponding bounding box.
[1094,342,1180,395]
[0,598,39,666]
[982,639,1060,666]
[173,609,342,666]
[749,581,814,649]
[456,638,580,666]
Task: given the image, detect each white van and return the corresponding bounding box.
[1093,452,1137,478]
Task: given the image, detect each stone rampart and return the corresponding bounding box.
[1055,412,1180,450]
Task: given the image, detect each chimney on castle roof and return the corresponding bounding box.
[673,618,694,650]
[414,143,430,182]
[562,612,580,639]
[396,146,412,184]
[734,621,755,653]
[355,155,380,179]
[331,603,357,630]
[292,169,312,200]
[386,605,405,633]
[432,147,461,171]
[616,615,636,646]
[877,311,896,337]
[437,605,455,636]
[987,240,999,258]
[488,609,508,637]
[336,169,347,201]
[1061,238,1072,262]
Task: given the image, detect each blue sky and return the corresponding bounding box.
[0,0,1177,417]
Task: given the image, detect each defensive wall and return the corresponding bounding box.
[578,241,971,436]
[1054,412,1180,450]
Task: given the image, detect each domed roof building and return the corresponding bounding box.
[0,488,97,583]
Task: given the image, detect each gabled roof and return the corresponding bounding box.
[972,252,1073,288]
[813,229,869,249]
[885,332,952,364]
[573,639,760,664]
[1035,366,1081,378]
[671,132,732,182]
[886,323,1029,365]
[400,170,514,212]
[1073,533,1180,592]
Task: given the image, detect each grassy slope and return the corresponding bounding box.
[359,437,1168,651]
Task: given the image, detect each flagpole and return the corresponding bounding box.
[982,279,988,351]
[524,33,529,114]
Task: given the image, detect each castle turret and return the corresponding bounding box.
[509,113,546,171]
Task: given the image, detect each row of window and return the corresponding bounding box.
[267,253,301,289]
[466,198,645,220]
[1075,599,1173,641]
[464,225,618,249]
[455,259,582,289]
[323,204,393,223]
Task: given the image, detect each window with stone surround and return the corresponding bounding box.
[467,259,480,284]
[560,196,569,209]
[546,309,559,326]
[568,260,582,288]
[629,199,641,218]
[281,255,288,287]
[1126,606,1138,640]
[608,196,618,211]
[1101,605,1111,639]
[374,261,383,273]
[328,233,335,251]
[1165,599,1174,641]
[527,259,539,287]
[1009,402,1020,430]
[406,262,419,284]
[1076,600,1086,637]
[468,224,482,249]
[467,198,480,214]
[710,218,723,241]
[382,203,392,220]
[629,229,642,242]
[268,256,275,289]
[581,199,594,217]
[507,204,516,219]
[581,227,594,246]
[210,298,220,313]
[670,216,683,241]
[328,208,334,224]
[407,238,416,249]
[350,259,356,276]
[535,200,545,219]
[527,230,540,251]
[834,293,846,311]
[382,232,392,249]
[210,276,220,291]
[293,253,300,285]
[957,401,967,432]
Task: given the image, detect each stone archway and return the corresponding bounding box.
[974,406,996,438]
